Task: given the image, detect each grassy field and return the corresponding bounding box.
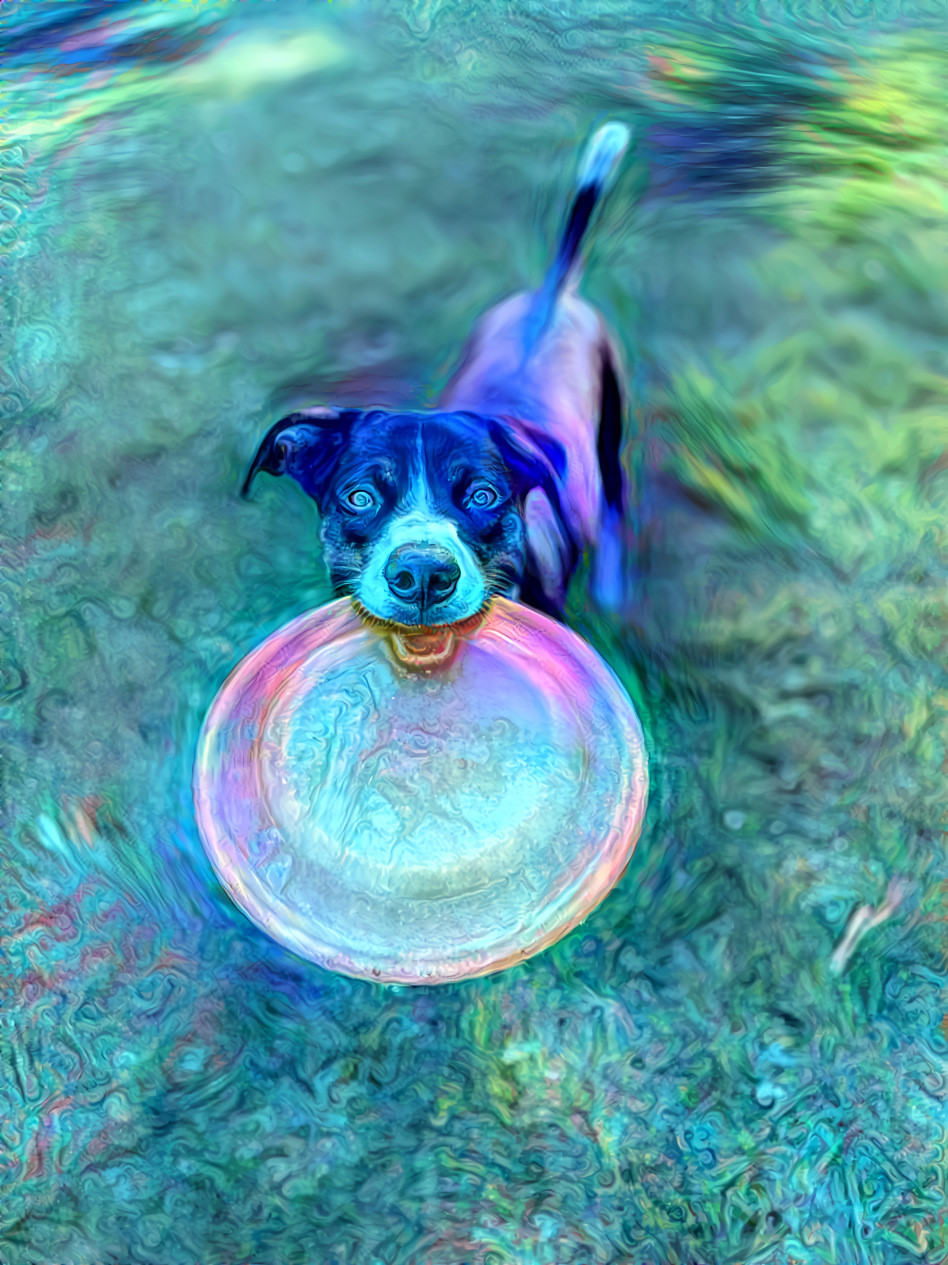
[2,2,946,1262]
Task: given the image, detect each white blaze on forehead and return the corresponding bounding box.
[406,425,434,513]
[399,422,454,522]
[354,423,487,623]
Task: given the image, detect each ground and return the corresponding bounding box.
[1,2,946,1263]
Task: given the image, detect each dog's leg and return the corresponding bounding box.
[590,344,634,615]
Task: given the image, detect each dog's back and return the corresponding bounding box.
[441,289,614,547]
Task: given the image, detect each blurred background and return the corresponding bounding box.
[1,2,946,1263]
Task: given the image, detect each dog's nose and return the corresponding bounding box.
[384,545,461,608]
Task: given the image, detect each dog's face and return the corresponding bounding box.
[244,409,570,627]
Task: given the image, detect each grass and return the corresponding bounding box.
[1,2,946,1263]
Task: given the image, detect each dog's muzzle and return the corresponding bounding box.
[384,544,461,610]
[356,511,488,627]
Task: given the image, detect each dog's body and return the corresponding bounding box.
[439,284,626,616]
[245,123,632,627]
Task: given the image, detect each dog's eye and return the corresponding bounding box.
[466,483,499,509]
[344,488,376,511]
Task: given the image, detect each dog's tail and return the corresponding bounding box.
[545,121,631,299]
[523,122,630,351]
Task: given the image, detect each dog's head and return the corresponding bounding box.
[243,408,574,626]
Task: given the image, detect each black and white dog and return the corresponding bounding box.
[244,123,632,634]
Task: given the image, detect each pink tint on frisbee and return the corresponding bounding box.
[193,598,648,984]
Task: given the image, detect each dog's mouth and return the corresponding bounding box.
[351,600,491,670]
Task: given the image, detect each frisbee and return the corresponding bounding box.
[193,598,648,984]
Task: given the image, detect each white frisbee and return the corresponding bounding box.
[193,598,647,984]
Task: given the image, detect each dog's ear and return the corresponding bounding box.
[487,419,574,537]
[241,408,362,510]
[487,417,580,610]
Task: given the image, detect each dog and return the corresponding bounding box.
[243,123,632,632]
